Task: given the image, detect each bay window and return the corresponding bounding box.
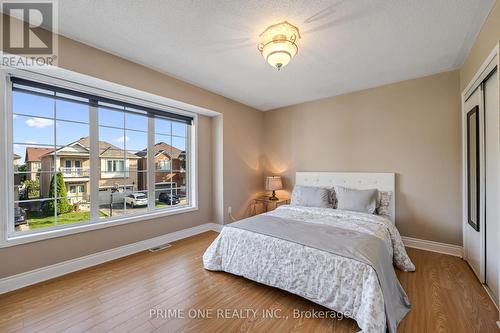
[3,73,196,243]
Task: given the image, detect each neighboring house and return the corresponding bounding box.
[136,142,186,195]
[13,153,21,170]
[25,147,54,180]
[39,137,140,204]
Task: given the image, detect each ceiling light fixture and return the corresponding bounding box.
[258,21,300,71]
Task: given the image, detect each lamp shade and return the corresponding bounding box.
[265,176,283,191]
[258,21,300,70]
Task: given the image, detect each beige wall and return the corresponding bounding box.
[263,70,462,245]
[0,30,263,277]
[460,0,500,90]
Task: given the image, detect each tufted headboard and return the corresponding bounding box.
[295,172,396,223]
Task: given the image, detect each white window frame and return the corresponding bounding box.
[0,67,198,248]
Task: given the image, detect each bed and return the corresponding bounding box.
[203,172,415,333]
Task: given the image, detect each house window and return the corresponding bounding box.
[6,76,195,242]
[157,159,171,171]
[106,160,125,172]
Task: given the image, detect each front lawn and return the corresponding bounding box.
[27,211,107,229]
[155,201,169,208]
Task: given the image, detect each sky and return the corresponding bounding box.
[12,90,187,163]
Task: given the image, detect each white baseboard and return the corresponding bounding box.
[211,223,224,232]
[402,236,463,258]
[0,222,222,295]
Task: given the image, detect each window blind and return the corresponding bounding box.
[10,76,193,125]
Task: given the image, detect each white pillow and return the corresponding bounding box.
[291,186,332,208]
[334,186,377,214]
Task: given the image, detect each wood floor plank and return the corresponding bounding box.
[0,231,497,333]
[8,241,214,331]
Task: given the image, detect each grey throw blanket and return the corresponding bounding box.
[228,215,410,333]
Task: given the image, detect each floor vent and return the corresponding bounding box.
[148,243,172,252]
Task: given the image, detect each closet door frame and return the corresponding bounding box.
[462,43,498,284]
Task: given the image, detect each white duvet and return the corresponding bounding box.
[203,206,415,333]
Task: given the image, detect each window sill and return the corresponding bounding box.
[1,205,198,248]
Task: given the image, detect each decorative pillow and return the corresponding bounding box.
[334,186,377,214]
[329,188,338,208]
[377,191,392,217]
[291,186,332,208]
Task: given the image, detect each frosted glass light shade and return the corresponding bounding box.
[258,21,300,70]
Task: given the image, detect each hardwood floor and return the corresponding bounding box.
[0,231,498,333]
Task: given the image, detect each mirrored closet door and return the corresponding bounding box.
[463,64,499,307]
[483,68,499,305]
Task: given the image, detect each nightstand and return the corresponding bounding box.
[253,196,290,214]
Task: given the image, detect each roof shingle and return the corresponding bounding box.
[25,147,54,162]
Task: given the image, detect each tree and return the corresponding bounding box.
[43,172,72,215]
[17,164,27,182]
[22,179,40,199]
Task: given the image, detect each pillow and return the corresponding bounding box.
[334,186,377,214]
[291,186,332,208]
[329,187,338,208]
[377,191,392,217]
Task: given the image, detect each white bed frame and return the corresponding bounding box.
[295,172,396,223]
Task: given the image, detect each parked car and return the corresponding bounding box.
[125,193,148,208]
[158,192,180,205]
[14,207,27,226]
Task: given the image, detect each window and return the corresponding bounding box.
[6,76,195,241]
[106,160,125,172]
[157,159,171,171]
[11,81,90,231]
[154,118,188,209]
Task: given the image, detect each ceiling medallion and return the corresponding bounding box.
[258,21,301,71]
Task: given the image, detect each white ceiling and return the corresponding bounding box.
[56,0,495,111]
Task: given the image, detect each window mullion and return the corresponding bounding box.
[53,94,58,226]
[186,118,194,208]
[89,101,99,221]
[147,117,155,210]
[186,123,190,206]
[4,76,15,238]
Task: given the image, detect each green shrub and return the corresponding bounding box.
[43,172,72,215]
[22,179,40,199]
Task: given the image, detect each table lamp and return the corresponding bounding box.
[265,176,283,201]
